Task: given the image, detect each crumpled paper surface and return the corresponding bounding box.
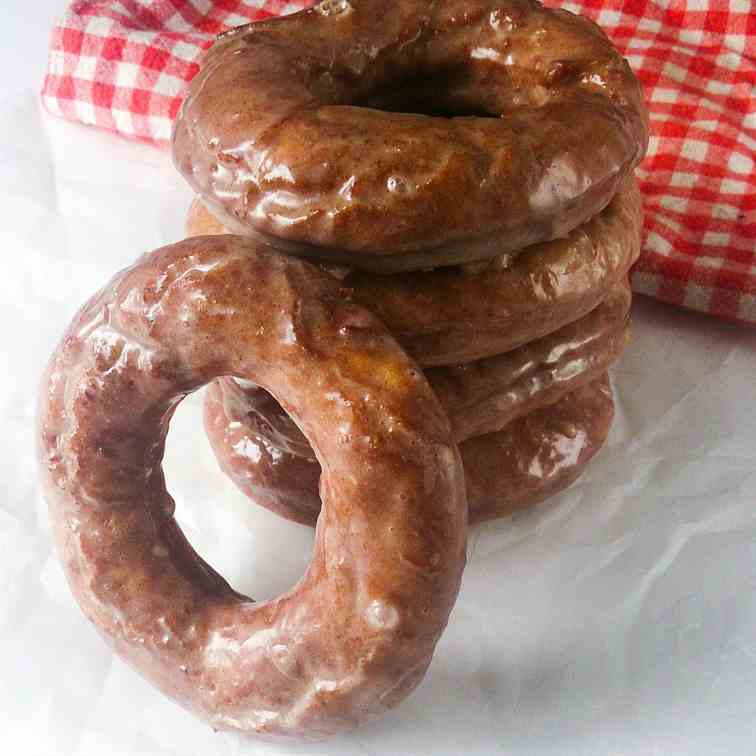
[2,87,756,756]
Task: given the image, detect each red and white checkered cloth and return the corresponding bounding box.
[42,1,755,324]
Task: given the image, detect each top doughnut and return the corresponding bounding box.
[173,0,648,273]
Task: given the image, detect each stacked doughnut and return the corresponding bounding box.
[174,0,648,526]
[38,0,648,741]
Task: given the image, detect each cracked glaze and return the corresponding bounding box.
[173,0,648,272]
[205,374,614,527]
[37,236,467,740]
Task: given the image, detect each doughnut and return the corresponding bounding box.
[38,236,467,739]
[204,384,324,527]
[204,375,614,527]
[187,178,642,366]
[173,0,648,272]
[462,375,614,523]
[426,281,629,442]
[206,276,630,482]
[40,0,650,738]
[201,278,627,525]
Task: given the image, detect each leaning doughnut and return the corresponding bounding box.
[187,178,642,366]
[173,0,647,272]
[38,236,467,739]
[204,375,614,527]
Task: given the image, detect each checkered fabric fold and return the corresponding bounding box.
[43,0,756,323]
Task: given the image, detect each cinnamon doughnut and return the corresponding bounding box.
[187,178,641,366]
[173,0,647,272]
[38,236,467,739]
[204,375,614,527]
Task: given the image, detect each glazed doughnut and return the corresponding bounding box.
[204,384,324,526]
[201,280,628,526]
[204,375,614,527]
[38,236,467,739]
[207,277,630,478]
[187,178,641,366]
[425,282,628,441]
[460,375,614,522]
[173,0,647,272]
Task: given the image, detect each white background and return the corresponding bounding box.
[2,4,756,755]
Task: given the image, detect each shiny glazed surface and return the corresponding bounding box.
[463,375,614,522]
[427,280,629,441]
[37,236,467,740]
[208,276,630,468]
[174,0,648,272]
[205,374,614,527]
[187,179,642,366]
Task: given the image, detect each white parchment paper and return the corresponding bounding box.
[2,85,755,756]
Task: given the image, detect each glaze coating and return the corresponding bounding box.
[174,0,647,271]
[38,236,467,739]
[202,277,627,526]
[426,281,629,440]
[207,276,629,483]
[187,178,641,365]
[204,375,614,526]
[463,375,614,522]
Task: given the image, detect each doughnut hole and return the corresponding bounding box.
[359,74,498,119]
[162,387,315,603]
